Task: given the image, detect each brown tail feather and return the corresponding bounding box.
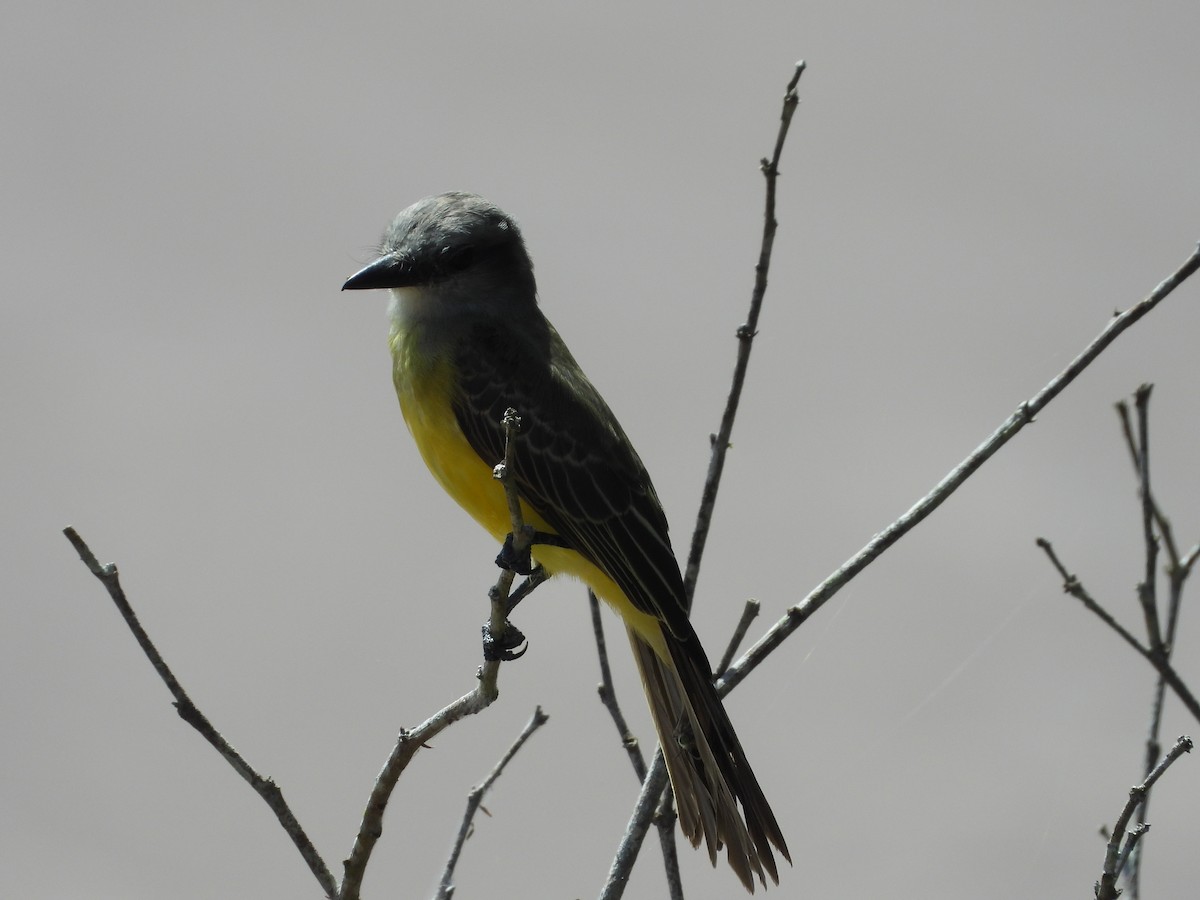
[628,626,790,892]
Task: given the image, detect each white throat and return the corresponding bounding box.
[387,285,435,332]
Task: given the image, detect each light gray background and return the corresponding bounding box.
[4,2,1199,898]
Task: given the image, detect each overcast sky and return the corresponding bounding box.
[4,2,1199,898]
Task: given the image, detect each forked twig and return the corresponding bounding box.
[1132,386,1164,653]
[435,707,550,900]
[601,60,806,900]
[343,408,536,898]
[716,599,762,678]
[1094,736,1193,900]
[718,241,1200,698]
[603,115,1200,900]
[1035,538,1200,723]
[588,590,684,898]
[63,526,339,898]
[589,590,647,780]
[68,405,544,900]
[682,60,807,609]
[1049,388,1200,897]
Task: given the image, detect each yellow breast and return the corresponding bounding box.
[390,333,516,542]
[389,325,667,655]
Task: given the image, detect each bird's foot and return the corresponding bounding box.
[482,620,528,661]
[495,528,570,575]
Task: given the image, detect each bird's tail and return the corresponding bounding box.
[628,626,790,892]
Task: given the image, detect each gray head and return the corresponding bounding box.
[342,193,536,303]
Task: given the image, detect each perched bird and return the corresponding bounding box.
[343,192,789,890]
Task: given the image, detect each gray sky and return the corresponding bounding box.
[4,2,1199,898]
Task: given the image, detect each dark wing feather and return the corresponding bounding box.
[451,316,694,641]
[452,316,792,882]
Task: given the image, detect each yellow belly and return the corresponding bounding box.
[391,340,667,657]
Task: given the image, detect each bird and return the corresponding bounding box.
[343,192,789,890]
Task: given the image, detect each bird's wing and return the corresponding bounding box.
[451,317,694,640]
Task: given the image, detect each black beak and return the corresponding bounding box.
[342,255,411,291]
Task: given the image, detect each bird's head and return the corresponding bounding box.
[342,193,536,314]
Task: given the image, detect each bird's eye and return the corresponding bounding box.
[437,244,476,274]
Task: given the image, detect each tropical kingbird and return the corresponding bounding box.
[343,192,789,890]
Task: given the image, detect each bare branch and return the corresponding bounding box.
[1036,538,1148,655]
[1117,396,1183,571]
[682,60,806,609]
[651,792,684,900]
[1042,383,1200,900]
[68,402,544,899]
[717,242,1200,698]
[1133,385,1164,653]
[1035,538,1200,724]
[505,564,548,615]
[1095,735,1193,900]
[599,749,670,900]
[608,61,1200,892]
[588,590,684,897]
[1115,823,1150,887]
[716,599,761,678]
[63,526,339,898]
[600,62,807,899]
[343,408,535,897]
[1090,390,1197,898]
[435,707,550,900]
[341,685,496,896]
[590,590,647,780]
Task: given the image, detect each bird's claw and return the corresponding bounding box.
[495,529,570,575]
[482,621,528,661]
[495,529,535,575]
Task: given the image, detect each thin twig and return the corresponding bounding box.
[343,407,534,899]
[716,242,1200,700]
[716,599,761,678]
[505,564,548,615]
[1036,538,1149,653]
[682,60,806,609]
[601,62,806,900]
[599,749,670,900]
[435,707,550,900]
[1035,538,1200,724]
[1095,735,1193,900]
[590,591,647,780]
[1133,386,1164,653]
[342,683,499,897]
[1116,390,1200,700]
[1170,544,1200,642]
[1117,397,1183,570]
[1116,394,1197,733]
[1114,824,1149,886]
[588,590,683,898]
[1095,390,1197,899]
[1115,391,1163,898]
[651,791,684,900]
[63,526,339,899]
[608,85,1200,900]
